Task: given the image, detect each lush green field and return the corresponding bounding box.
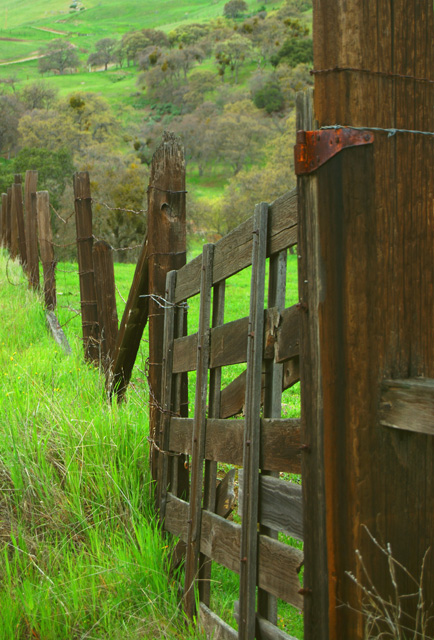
[0,245,303,639]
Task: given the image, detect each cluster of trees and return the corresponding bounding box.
[0,0,313,250]
[0,82,148,259]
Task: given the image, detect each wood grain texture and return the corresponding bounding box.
[238,472,303,541]
[308,3,434,637]
[73,172,99,362]
[92,241,118,368]
[157,270,177,522]
[174,189,297,303]
[12,183,27,268]
[172,306,298,374]
[110,238,148,398]
[36,191,56,310]
[5,188,12,251]
[379,378,434,435]
[234,601,300,640]
[169,417,301,473]
[24,172,39,291]
[184,244,214,618]
[165,494,304,607]
[199,604,237,640]
[296,89,329,640]
[239,204,268,640]
[147,132,186,483]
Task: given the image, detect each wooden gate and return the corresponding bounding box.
[155,189,303,640]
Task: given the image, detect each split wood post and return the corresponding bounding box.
[148,131,187,486]
[73,171,99,363]
[12,182,27,269]
[238,203,268,640]
[110,237,148,398]
[36,191,56,310]
[183,243,214,620]
[10,175,21,260]
[25,171,39,290]
[198,278,225,606]
[5,187,12,252]
[257,245,287,626]
[1,193,6,247]
[93,240,118,372]
[299,2,434,637]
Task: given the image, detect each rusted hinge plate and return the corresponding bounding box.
[294,128,374,175]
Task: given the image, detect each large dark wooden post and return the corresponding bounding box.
[36,191,56,310]
[73,172,99,363]
[93,240,118,371]
[148,132,187,483]
[25,171,39,290]
[299,3,434,639]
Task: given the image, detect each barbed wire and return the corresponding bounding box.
[91,199,147,216]
[50,203,75,225]
[139,293,189,310]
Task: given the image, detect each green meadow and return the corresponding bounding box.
[0,245,302,639]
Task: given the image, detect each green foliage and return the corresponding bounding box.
[253,80,284,112]
[223,0,249,19]
[271,36,313,67]
[38,39,80,75]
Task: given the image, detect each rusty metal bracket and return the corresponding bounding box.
[294,128,374,175]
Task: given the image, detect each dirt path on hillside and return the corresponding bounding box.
[32,27,68,35]
[0,54,45,66]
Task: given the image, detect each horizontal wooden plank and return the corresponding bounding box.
[174,188,297,303]
[238,472,303,540]
[276,306,300,363]
[169,417,301,473]
[164,494,304,608]
[379,378,434,436]
[220,355,300,419]
[172,333,197,374]
[172,305,298,374]
[233,601,299,640]
[199,603,238,640]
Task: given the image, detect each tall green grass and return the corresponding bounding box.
[0,247,303,639]
[0,251,205,639]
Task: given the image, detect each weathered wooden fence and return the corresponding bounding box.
[154,189,302,640]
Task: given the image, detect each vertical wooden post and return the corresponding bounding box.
[296,89,329,640]
[0,193,6,247]
[73,171,99,363]
[300,2,434,638]
[36,191,56,310]
[198,279,225,606]
[184,243,214,620]
[25,171,39,290]
[257,246,287,625]
[5,187,12,252]
[10,176,20,260]
[148,132,186,483]
[12,182,27,268]
[238,204,268,640]
[93,240,118,370]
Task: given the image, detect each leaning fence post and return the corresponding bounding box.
[36,191,56,311]
[93,240,118,372]
[148,131,187,485]
[73,171,99,363]
[25,171,39,290]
